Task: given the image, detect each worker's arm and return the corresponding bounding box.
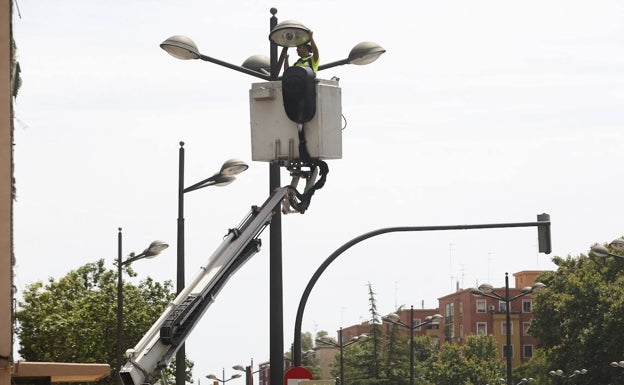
[282,47,290,71]
[309,31,319,64]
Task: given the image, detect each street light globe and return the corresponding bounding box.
[160,35,200,60]
[590,244,611,258]
[384,313,401,323]
[347,41,386,65]
[269,20,311,47]
[143,240,169,258]
[610,237,624,251]
[356,334,368,342]
[477,283,495,293]
[242,55,270,74]
[220,158,249,176]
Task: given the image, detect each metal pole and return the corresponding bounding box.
[268,7,284,385]
[116,227,123,385]
[410,306,415,385]
[505,273,512,385]
[339,328,344,385]
[176,142,186,385]
[292,219,551,365]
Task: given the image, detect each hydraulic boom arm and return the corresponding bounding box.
[119,187,289,385]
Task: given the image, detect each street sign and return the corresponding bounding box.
[284,366,313,385]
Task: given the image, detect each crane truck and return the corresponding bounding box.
[119,187,289,385]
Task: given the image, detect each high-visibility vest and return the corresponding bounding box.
[294,55,319,73]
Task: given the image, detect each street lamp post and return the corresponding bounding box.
[233,361,270,385]
[471,273,546,385]
[206,369,242,385]
[161,9,385,385]
[116,228,169,384]
[382,306,442,385]
[548,369,587,384]
[316,328,368,385]
[176,142,248,385]
[293,214,552,366]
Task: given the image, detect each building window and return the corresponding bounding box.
[444,325,455,342]
[503,344,514,358]
[477,322,487,335]
[523,345,533,358]
[502,321,513,335]
[522,299,532,313]
[459,302,463,315]
[460,324,464,338]
[499,301,507,312]
[476,299,486,313]
[523,322,531,336]
[445,303,454,323]
[412,318,422,331]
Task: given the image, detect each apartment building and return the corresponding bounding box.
[305,271,545,381]
[438,271,543,367]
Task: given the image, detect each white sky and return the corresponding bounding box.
[11,0,624,382]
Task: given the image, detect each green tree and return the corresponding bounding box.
[16,259,192,385]
[529,248,624,385]
[426,335,503,385]
[286,332,322,379]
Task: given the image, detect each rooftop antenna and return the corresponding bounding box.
[394,281,398,310]
[449,243,456,291]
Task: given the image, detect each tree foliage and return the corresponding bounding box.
[528,247,624,385]
[15,259,190,385]
[426,335,503,385]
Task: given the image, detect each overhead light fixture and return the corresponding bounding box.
[348,41,386,65]
[242,55,270,75]
[160,35,200,60]
[220,158,249,176]
[269,20,311,47]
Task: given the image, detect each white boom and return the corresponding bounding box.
[119,187,289,385]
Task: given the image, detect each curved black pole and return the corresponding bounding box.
[292,219,551,366]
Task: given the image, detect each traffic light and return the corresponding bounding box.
[537,213,551,254]
[281,66,316,123]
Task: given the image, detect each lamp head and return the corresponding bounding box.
[220,158,249,176]
[143,240,169,258]
[269,20,311,47]
[384,313,400,323]
[590,244,610,258]
[610,237,624,251]
[347,41,386,65]
[531,282,546,292]
[160,35,200,60]
[242,55,270,75]
[477,283,495,293]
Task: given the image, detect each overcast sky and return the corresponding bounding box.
[11,0,624,382]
